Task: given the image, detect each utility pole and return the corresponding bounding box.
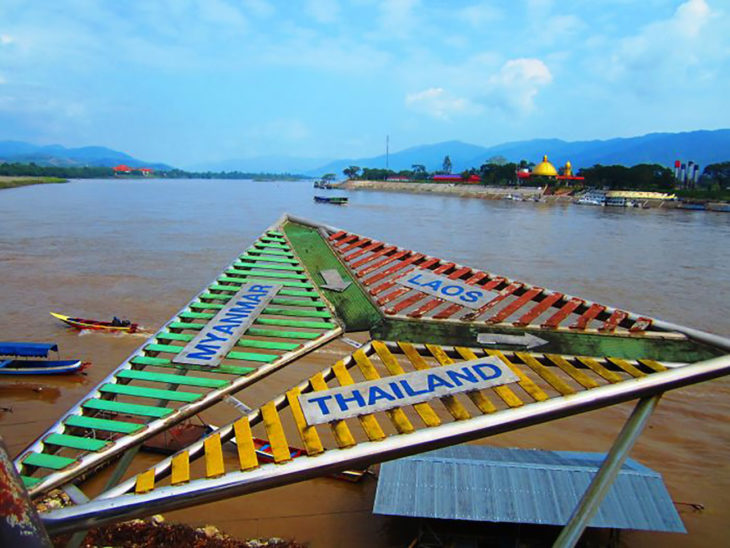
[386,135,389,170]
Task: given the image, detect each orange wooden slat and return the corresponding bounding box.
[514,292,564,326]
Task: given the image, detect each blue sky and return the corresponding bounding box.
[0,0,728,167]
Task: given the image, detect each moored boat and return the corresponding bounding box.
[0,342,86,375]
[314,196,348,205]
[50,312,139,333]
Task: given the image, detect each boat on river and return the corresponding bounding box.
[314,195,348,205]
[50,312,139,333]
[0,342,85,375]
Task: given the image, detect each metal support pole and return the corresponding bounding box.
[553,395,661,548]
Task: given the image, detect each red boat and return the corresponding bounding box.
[50,312,139,333]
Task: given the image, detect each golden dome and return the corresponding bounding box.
[532,155,558,177]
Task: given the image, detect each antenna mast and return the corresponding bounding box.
[386,135,389,170]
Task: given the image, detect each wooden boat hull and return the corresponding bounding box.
[50,312,138,333]
[0,359,84,375]
[314,196,348,205]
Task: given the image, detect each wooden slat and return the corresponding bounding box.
[135,469,155,494]
[356,250,409,278]
[542,297,584,328]
[570,303,606,330]
[343,240,383,262]
[261,401,293,463]
[431,272,491,319]
[350,245,397,269]
[385,263,455,314]
[332,361,386,441]
[606,357,646,378]
[372,341,441,427]
[486,287,543,324]
[408,267,473,318]
[204,433,225,478]
[575,356,624,383]
[171,452,190,485]
[514,292,564,326]
[600,309,629,332]
[363,253,425,286]
[310,373,356,448]
[398,343,470,420]
[463,282,521,320]
[371,258,441,297]
[287,387,325,455]
[339,236,371,253]
[353,349,414,434]
[544,354,600,389]
[484,349,548,402]
[453,347,498,414]
[638,359,668,373]
[516,352,576,395]
[233,417,260,471]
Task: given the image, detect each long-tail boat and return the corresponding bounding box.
[50,312,139,333]
[0,342,85,375]
[13,215,728,542]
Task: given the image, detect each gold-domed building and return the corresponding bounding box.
[532,155,559,177]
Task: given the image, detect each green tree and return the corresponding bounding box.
[343,166,360,179]
[442,155,452,174]
[411,164,427,180]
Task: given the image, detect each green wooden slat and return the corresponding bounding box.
[254,241,290,250]
[249,246,293,257]
[278,289,320,297]
[261,235,287,242]
[219,276,313,288]
[44,433,109,451]
[130,356,255,376]
[267,230,283,237]
[100,383,202,402]
[83,398,174,418]
[255,318,335,329]
[156,332,194,342]
[246,327,322,340]
[117,369,229,388]
[263,307,332,319]
[168,321,203,330]
[131,356,173,366]
[200,292,232,300]
[179,311,214,320]
[190,302,225,310]
[226,268,308,280]
[271,297,327,308]
[209,283,240,292]
[22,475,42,487]
[237,338,299,351]
[239,254,298,265]
[23,452,76,470]
[146,343,184,353]
[226,351,278,363]
[65,414,144,434]
[234,261,304,272]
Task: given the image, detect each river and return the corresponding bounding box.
[1,178,729,546]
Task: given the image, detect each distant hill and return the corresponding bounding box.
[0,141,172,170]
[186,155,331,174]
[307,129,730,176]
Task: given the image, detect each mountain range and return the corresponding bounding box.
[0,141,172,170]
[2,129,729,175]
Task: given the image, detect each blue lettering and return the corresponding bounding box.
[241,293,264,303]
[427,373,453,391]
[473,363,502,381]
[441,285,463,296]
[407,274,424,285]
[335,390,366,411]
[213,324,237,336]
[200,332,227,344]
[249,284,273,293]
[460,290,482,303]
[187,343,219,361]
[388,381,404,399]
[423,280,442,291]
[307,395,333,415]
[218,317,243,326]
[232,301,258,312]
[368,386,396,405]
[399,379,431,397]
[446,367,479,386]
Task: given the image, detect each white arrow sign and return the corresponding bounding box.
[477,332,549,349]
[320,269,351,292]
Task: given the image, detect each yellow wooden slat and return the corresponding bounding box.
[484,349,549,402]
[399,342,470,420]
[204,433,225,478]
[261,400,293,463]
[516,352,576,395]
[638,358,667,373]
[170,451,190,485]
[287,387,325,455]
[353,349,414,434]
[606,357,646,378]
[332,360,386,441]
[545,354,600,389]
[450,347,499,414]
[233,416,259,471]
[576,356,624,383]
[135,469,155,494]
[372,341,441,427]
[310,372,357,448]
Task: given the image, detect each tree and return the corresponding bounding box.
[343,166,360,179]
[442,155,452,174]
[488,155,507,166]
[411,164,427,180]
[321,173,336,182]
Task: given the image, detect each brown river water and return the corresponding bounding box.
[1,178,729,546]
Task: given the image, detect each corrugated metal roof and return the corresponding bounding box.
[373,445,685,533]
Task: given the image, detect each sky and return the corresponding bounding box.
[0,0,728,168]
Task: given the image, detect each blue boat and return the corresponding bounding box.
[0,342,85,375]
[314,195,348,205]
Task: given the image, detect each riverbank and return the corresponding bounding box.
[0,176,68,190]
[340,179,549,200]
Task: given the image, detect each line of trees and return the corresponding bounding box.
[0,162,113,178]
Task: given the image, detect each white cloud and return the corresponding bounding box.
[483,58,552,114]
[405,87,475,120]
[0,34,13,45]
[306,0,340,24]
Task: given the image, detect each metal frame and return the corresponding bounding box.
[41,353,730,536]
